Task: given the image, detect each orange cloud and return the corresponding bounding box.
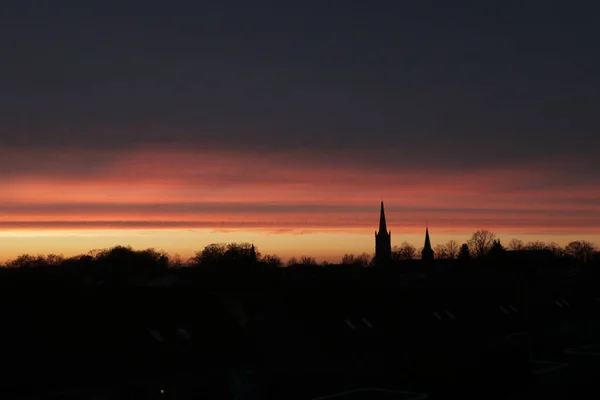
[0,145,598,259]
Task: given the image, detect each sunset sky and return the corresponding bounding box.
[1,1,599,262]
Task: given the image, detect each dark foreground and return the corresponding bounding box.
[0,266,599,399]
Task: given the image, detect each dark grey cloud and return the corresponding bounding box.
[1,201,598,221]
[1,1,599,171]
[1,144,599,192]
[0,202,374,214]
[1,216,597,231]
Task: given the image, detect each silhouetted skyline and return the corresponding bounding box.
[1,1,599,260]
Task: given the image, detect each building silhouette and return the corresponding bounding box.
[375,202,434,264]
[421,226,434,261]
[375,201,392,265]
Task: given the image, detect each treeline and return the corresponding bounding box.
[0,242,316,272]
[342,230,598,264]
[0,230,598,274]
[390,230,596,261]
[456,230,597,262]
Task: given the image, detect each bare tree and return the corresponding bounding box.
[356,253,371,266]
[565,241,597,262]
[342,253,356,264]
[87,249,104,258]
[300,256,318,266]
[368,254,377,267]
[547,242,564,257]
[168,253,185,268]
[392,242,417,261]
[45,253,65,266]
[507,239,525,251]
[467,230,497,258]
[434,244,448,259]
[262,254,283,267]
[433,240,459,259]
[286,257,299,266]
[444,240,459,259]
[6,254,47,269]
[342,253,370,267]
[525,241,548,251]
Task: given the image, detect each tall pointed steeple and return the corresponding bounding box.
[378,201,388,234]
[421,225,434,261]
[375,201,392,265]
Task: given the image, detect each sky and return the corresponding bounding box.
[1,1,599,262]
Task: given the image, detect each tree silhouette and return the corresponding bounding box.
[356,252,371,266]
[192,243,227,267]
[547,242,564,257]
[262,254,283,267]
[507,239,525,251]
[434,245,447,259]
[488,239,506,259]
[192,242,259,268]
[168,253,185,268]
[525,241,548,251]
[468,230,497,258]
[6,254,48,269]
[342,253,355,265]
[138,248,169,269]
[507,239,565,258]
[45,254,65,266]
[61,254,95,273]
[93,246,169,282]
[300,256,318,266]
[458,243,471,261]
[392,242,417,261]
[3,234,596,291]
[341,253,370,267]
[444,240,459,259]
[565,240,597,263]
[434,240,459,259]
[224,243,259,264]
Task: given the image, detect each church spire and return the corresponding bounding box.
[375,201,392,266]
[421,225,434,261]
[424,227,431,248]
[378,201,388,234]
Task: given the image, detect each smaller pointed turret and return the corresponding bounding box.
[421,225,434,261]
[250,242,257,262]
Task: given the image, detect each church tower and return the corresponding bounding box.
[421,226,434,261]
[375,201,392,265]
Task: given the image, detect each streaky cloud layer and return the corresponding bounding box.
[1,145,599,260]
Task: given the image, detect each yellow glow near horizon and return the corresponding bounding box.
[1,228,598,264]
